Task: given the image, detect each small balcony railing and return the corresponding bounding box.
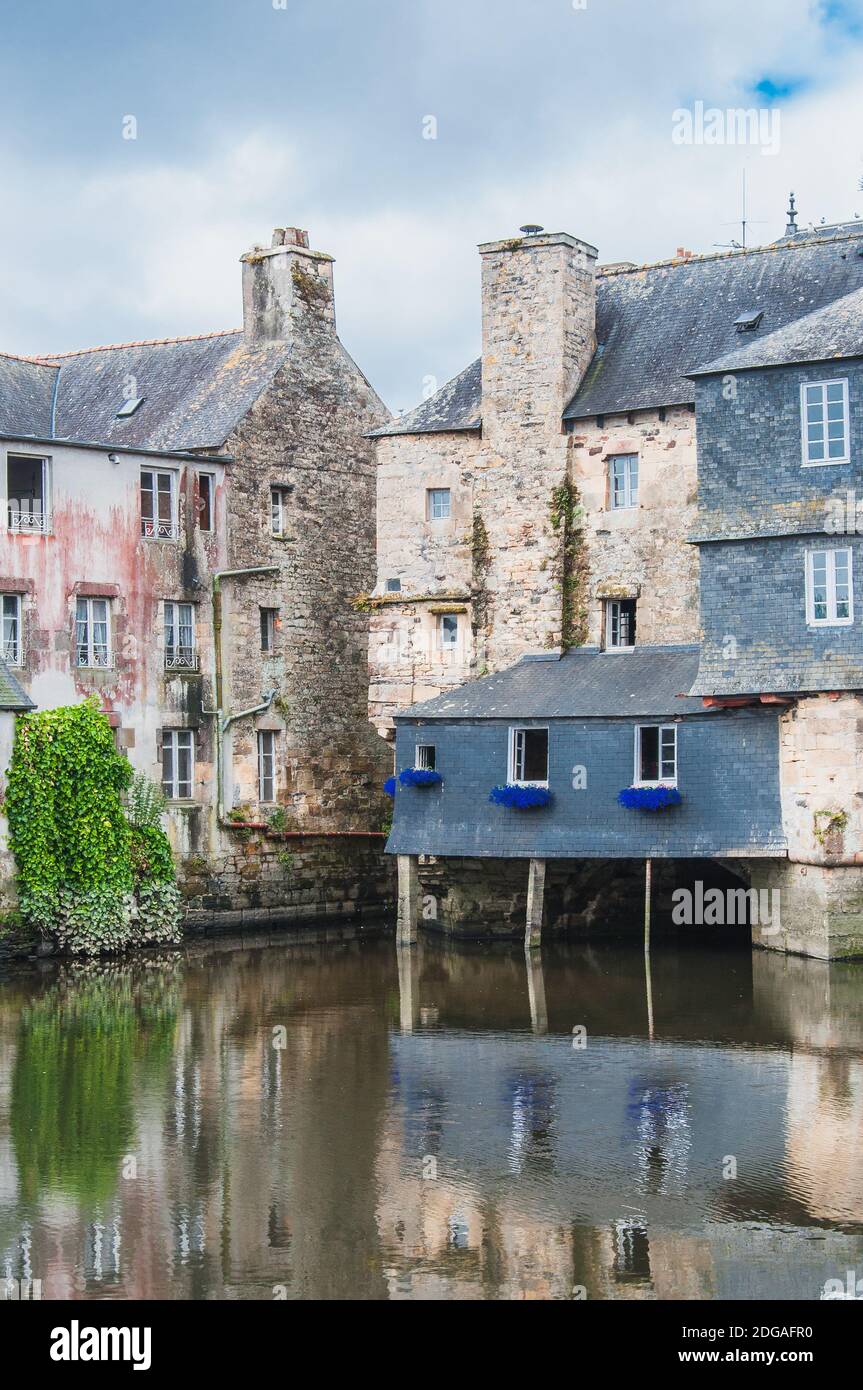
[2,639,23,666]
[76,649,111,669]
[8,505,51,535]
[141,518,180,541]
[165,648,199,672]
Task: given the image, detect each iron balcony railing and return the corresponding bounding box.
[75,649,111,669]
[165,648,199,671]
[8,505,51,534]
[141,518,181,540]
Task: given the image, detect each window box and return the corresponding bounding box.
[489,784,552,809]
[618,785,682,810]
[398,767,442,787]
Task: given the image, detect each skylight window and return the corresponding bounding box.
[116,396,144,418]
[734,310,763,333]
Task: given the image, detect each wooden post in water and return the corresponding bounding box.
[525,858,546,951]
[397,855,420,946]
[644,858,654,1040]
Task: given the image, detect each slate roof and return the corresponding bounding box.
[397,644,708,721]
[0,332,293,453]
[371,357,481,438]
[689,285,863,377]
[379,230,863,434]
[0,658,34,711]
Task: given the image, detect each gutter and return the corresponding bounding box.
[0,431,233,466]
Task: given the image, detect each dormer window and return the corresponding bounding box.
[734,309,763,333]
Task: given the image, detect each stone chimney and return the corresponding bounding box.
[241,227,336,343]
[479,229,598,445]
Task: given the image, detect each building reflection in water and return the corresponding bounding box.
[0,933,862,1300]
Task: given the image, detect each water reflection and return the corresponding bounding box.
[0,934,861,1300]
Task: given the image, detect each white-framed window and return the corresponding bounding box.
[508,726,549,786]
[7,454,51,534]
[801,380,849,465]
[385,578,402,593]
[197,473,214,532]
[271,487,290,536]
[258,730,277,803]
[260,607,279,653]
[609,455,638,509]
[1,594,22,665]
[75,597,111,668]
[437,613,459,651]
[806,547,853,625]
[141,469,179,539]
[164,601,197,669]
[162,729,195,800]
[416,743,436,770]
[635,724,677,786]
[606,598,637,650]
[427,487,451,521]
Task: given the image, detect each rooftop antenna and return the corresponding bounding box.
[716,170,767,250]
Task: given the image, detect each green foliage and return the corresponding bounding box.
[549,478,588,649]
[6,699,181,954]
[125,772,167,829]
[267,806,290,833]
[133,881,183,945]
[275,849,295,870]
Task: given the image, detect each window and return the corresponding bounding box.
[635,725,677,786]
[164,601,197,669]
[260,607,279,653]
[606,599,637,650]
[416,744,436,770]
[271,488,290,536]
[1,595,21,665]
[437,613,459,651]
[801,380,849,464]
[258,731,277,803]
[806,548,853,625]
[609,455,638,509]
[141,469,178,539]
[116,396,144,418]
[197,473,214,532]
[162,730,195,800]
[509,727,549,786]
[427,488,451,521]
[385,578,402,593]
[75,597,111,668]
[7,454,50,534]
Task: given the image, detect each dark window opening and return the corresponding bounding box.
[197,473,214,531]
[260,608,279,653]
[416,744,436,770]
[607,599,637,648]
[8,455,47,531]
[511,727,549,784]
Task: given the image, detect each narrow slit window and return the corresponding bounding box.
[271,488,290,536]
[1,594,22,665]
[260,607,279,653]
[197,473,214,532]
[509,727,549,786]
[258,730,277,803]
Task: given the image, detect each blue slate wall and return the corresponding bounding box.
[693,362,863,694]
[387,709,785,859]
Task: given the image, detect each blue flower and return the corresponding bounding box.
[383,776,397,797]
[489,784,552,809]
[398,767,443,787]
[618,785,682,811]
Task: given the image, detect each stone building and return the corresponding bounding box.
[0,227,393,926]
[380,212,863,958]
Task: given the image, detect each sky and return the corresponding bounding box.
[2,0,863,413]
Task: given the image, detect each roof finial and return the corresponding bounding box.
[785,191,798,238]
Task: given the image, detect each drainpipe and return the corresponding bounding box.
[203,566,280,827]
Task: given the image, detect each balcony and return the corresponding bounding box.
[76,650,111,670]
[165,648,199,672]
[8,504,51,535]
[141,518,180,541]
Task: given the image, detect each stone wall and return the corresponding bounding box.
[779,693,863,864]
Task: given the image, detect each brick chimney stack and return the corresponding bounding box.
[479,229,598,445]
[241,227,336,342]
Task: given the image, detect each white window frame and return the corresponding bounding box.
[141,468,179,540]
[605,598,636,651]
[271,487,290,536]
[800,379,850,466]
[6,453,52,534]
[609,455,639,510]
[258,730,277,803]
[197,472,215,532]
[437,612,459,651]
[1,593,22,665]
[415,743,436,770]
[805,547,854,626]
[162,729,195,801]
[508,726,549,788]
[427,487,451,521]
[260,607,278,653]
[164,601,197,669]
[634,724,677,788]
[75,597,112,669]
